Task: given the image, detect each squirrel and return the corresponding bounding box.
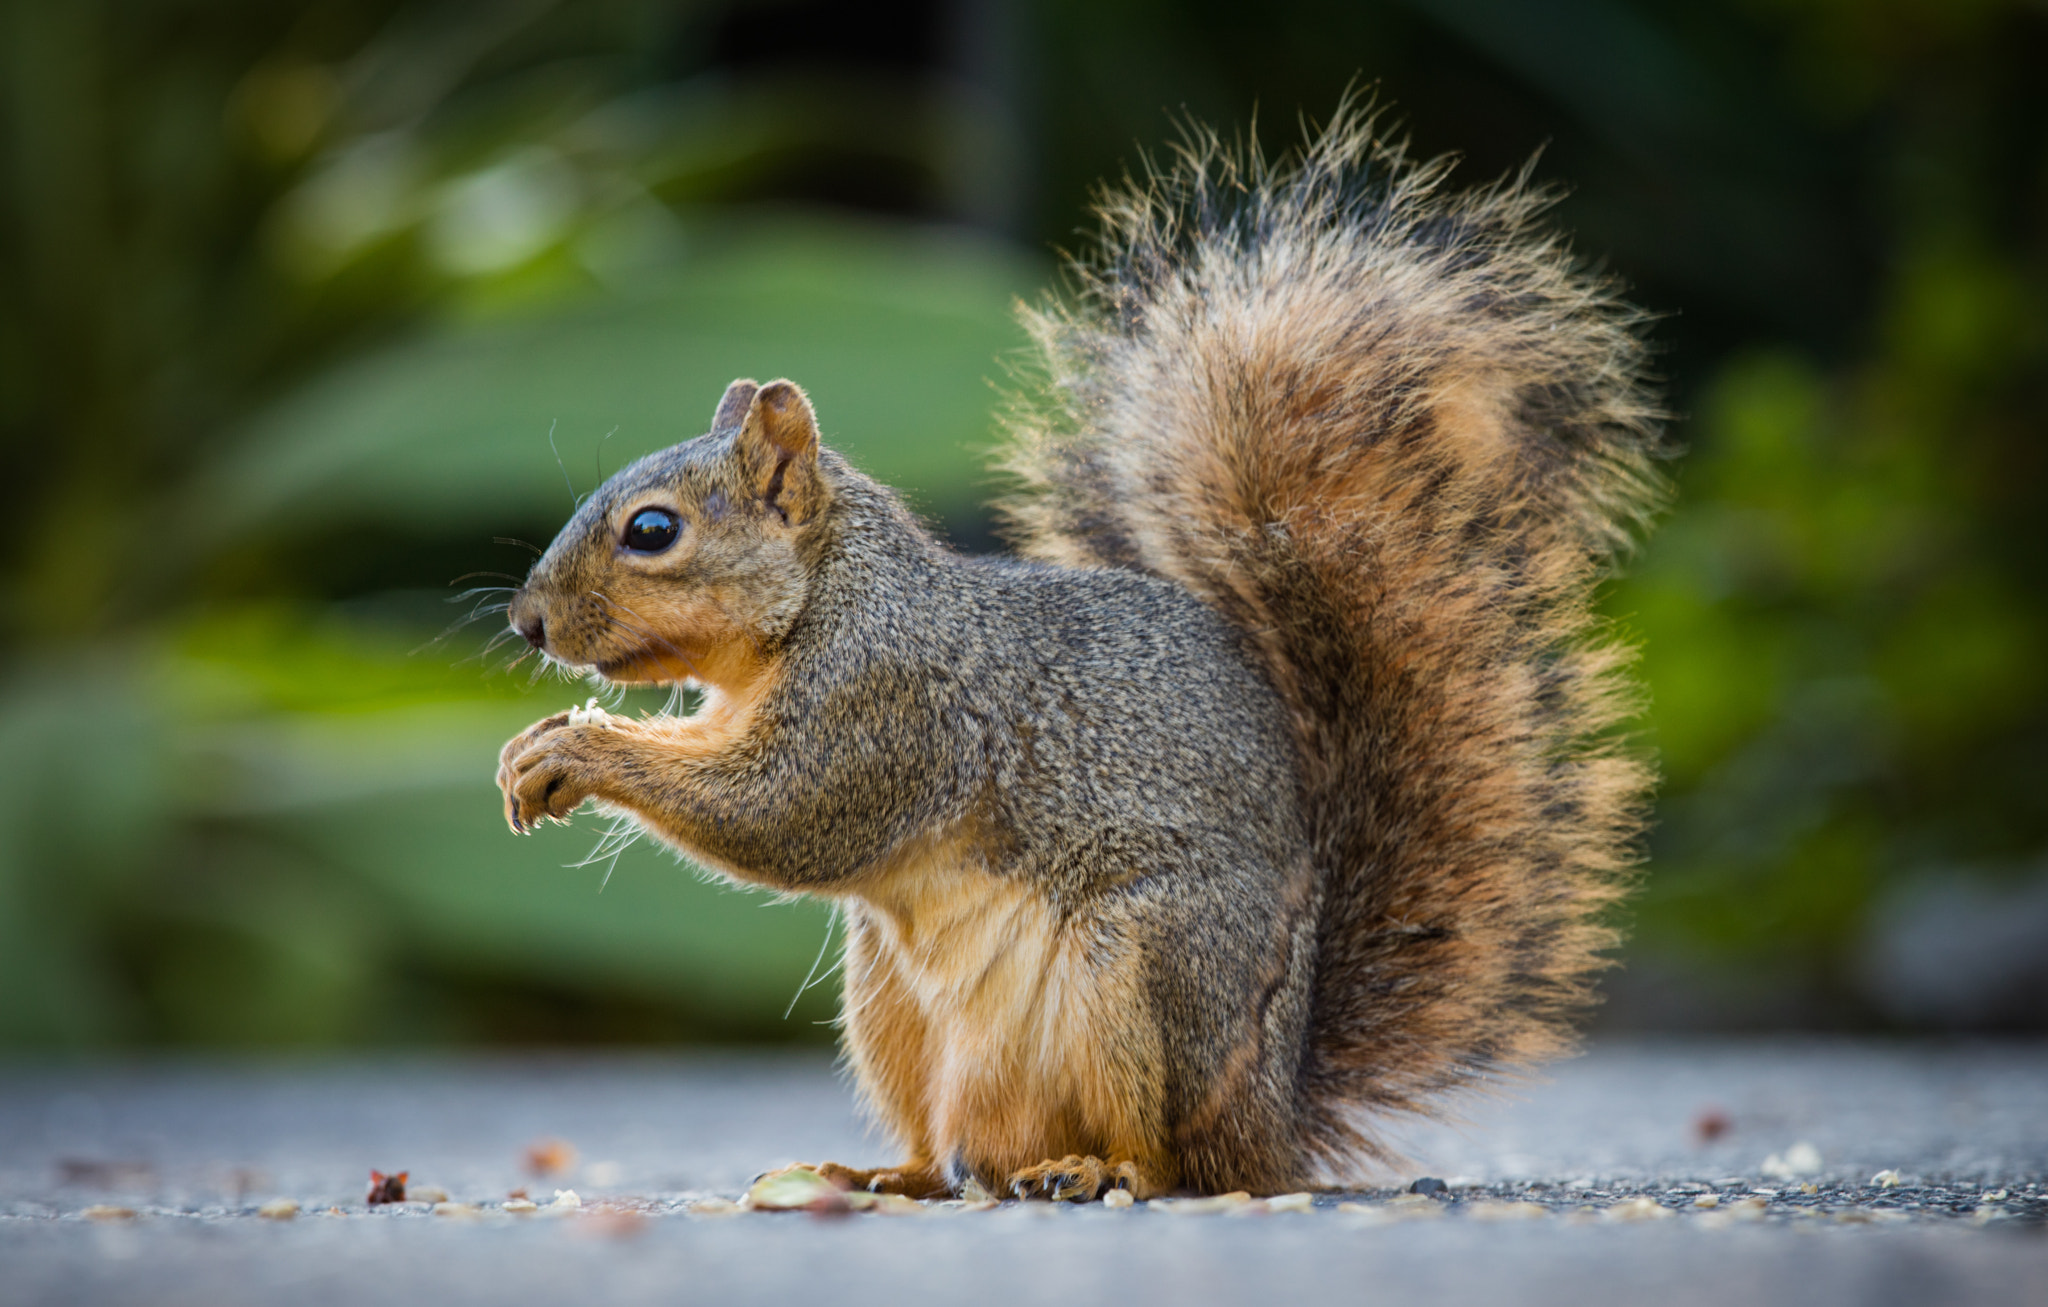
[494,108,1664,1200]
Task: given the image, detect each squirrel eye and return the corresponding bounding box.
[622,508,680,553]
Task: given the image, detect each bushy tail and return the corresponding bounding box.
[996,107,1666,1173]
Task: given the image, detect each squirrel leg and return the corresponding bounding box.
[1006,1155,1159,1203]
[758,1161,952,1200]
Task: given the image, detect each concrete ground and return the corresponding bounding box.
[3,1040,2044,1305]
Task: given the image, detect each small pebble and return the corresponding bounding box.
[1408,1177,1447,1196]
[410,1184,450,1204]
[1760,1142,1822,1179]
[1870,1169,1902,1187]
[549,1189,582,1211]
[1692,1194,1719,1208]
[1467,1201,1547,1221]
[1335,1198,1441,1223]
[1152,1192,1254,1216]
[257,1199,299,1220]
[1603,1197,1674,1222]
[1265,1192,1315,1213]
[503,1198,540,1214]
[432,1202,481,1219]
[83,1205,135,1221]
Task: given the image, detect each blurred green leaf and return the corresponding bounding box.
[191,215,1041,551]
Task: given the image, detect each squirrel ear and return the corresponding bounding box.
[734,379,827,525]
[710,378,759,435]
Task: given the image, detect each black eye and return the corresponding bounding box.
[622,508,680,553]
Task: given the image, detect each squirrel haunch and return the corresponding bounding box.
[497,106,1664,1197]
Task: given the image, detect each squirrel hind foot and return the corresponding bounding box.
[805,1160,952,1201]
[1006,1155,1151,1203]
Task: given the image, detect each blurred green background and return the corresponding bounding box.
[2,0,2043,1048]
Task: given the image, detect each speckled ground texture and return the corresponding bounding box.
[3,1040,2044,1306]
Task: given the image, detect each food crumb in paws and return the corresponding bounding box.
[1102,1189,1135,1209]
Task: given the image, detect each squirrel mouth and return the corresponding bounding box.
[595,649,696,684]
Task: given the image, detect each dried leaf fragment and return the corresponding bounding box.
[743,1167,848,1213]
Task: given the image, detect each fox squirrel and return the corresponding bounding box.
[494,109,1663,1200]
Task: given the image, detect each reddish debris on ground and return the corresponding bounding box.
[367,1170,409,1204]
[1694,1108,1732,1144]
[524,1139,577,1177]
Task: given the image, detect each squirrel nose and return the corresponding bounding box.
[508,590,547,649]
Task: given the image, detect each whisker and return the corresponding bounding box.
[785,906,840,1019]
[495,538,544,558]
[547,418,576,508]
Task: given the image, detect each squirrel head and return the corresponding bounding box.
[507,378,831,689]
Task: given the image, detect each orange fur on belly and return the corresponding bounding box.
[837,826,1174,1190]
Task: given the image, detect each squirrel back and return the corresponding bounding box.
[997,109,1665,1168]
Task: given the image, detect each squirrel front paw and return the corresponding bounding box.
[1006,1155,1151,1202]
[497,704,621,833]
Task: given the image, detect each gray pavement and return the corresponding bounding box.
[3,1040,2045,1305]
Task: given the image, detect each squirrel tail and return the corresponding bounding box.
[997,104,1666,1172]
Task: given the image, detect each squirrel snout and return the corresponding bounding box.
[508,591,547,650]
